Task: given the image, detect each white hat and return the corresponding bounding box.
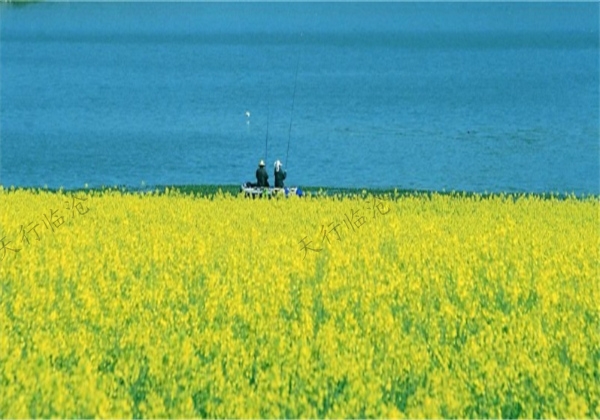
[274,160,282,170]
[259,160,265,167]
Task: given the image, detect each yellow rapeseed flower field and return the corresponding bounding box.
[1,187,598,418]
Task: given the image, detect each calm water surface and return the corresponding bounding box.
[1,2,598,193]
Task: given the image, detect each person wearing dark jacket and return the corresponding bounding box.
[256,160,269,187]
[274,160,287,188]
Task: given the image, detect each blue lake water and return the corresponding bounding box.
[1,2,598,193]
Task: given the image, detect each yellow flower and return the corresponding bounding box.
[0,189,597,418]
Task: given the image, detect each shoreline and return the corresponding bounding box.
[0,184,596,201]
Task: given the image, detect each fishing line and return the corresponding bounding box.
[285,54,300,170]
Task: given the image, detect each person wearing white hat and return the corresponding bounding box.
[256,159,269,187]
[274,159,287,188]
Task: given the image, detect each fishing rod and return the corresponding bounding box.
[285,55,300,170]
[265,98,270,164]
